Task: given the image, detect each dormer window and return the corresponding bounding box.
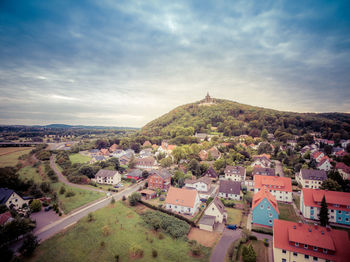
[295,242,299,247]
[323,249,327,254]
[313,247,318,251]
[304,244,308,249]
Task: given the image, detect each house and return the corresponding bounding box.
[126,169,143,180]
[224,165,246,182]
[119,154,131,165]
[195,133,208,141]
[203,166,218,179]
[93,155,106,162]
[273,220,350,262]
[252,167,275,177]
[147,169,171,191]
[218,180,242,200]
[311,151,325,163]
[316,157,332,171]
[254,175,292,202]
[300,188,350,225]
[89,149,100,156]
[208,146,221,160]
[184,176,216,200]
[199,150,208,161]
[340,139,350,149]
[296,169,327,189]
[252,187,279,227]
[142,140,152,147]
[0,211,13,225]
[139,148,152,158]
[165,187,200,216]
[0,188,29,210]
[251,155,271,168]
[94,170,121,185]
[109,144,118,153]
[287,140,297,147]
[140,189,156,200]
[135,156,156,169]
[335,162,350,180]
[335,150,347,158]
[100,148,110,156]
[199,197,227,231]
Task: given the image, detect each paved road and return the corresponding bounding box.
[274,160,284,177]
[50,155,104,193]
[210,228,242,262]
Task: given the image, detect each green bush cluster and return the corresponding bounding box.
[141,210,190,238]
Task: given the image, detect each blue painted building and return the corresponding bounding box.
[252,187,279,227]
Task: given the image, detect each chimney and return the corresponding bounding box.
[308,228,312,232]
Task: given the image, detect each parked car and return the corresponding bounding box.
[226,224,237,230]
[44,206,52,212]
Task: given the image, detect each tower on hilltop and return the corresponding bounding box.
[200,92,215,106]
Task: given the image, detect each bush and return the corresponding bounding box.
[152,249,158,258]
[128,192,141,206]
[102,225,111,236]
[158,233,164,240]
[30,200,42,212]
[248,235,257,240]
[251,227,273,235]
[129,244,143,257]
[19,233,39,257]
[88,213,94,222]
[65,191,75,198]
[242,244,256,262]
[111,197,115,204]
[191,243,201,256]
[122,195,126,201]
[59,186,66,195]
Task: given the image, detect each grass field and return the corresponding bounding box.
[226,208,243,225]
[0,147,32,167]
[69,153,91,164]
[28,202,210,262]
[278,203,300,222]
[17,166,44,183]
[51,182,104,214]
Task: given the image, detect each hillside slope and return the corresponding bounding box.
[141,99,350,140]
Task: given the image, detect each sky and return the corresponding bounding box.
[0,0,349,127]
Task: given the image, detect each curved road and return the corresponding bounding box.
[49,155,104,192]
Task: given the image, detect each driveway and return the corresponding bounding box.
[210,228,242,262]
[50,156,104,193]
[31,209,60,234]
[273,160,284,177]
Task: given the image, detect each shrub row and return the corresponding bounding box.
[251,227,273,235]
[139,200,196,227]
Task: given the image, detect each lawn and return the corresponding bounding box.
[28,202,210,262]
[0,147,32,167]
[278,203,300,222]
[51,182,104,214]
[17,166,44,184]
[226,208,243,225]
[69,153,91,164]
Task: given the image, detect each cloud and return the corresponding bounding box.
[0,0,349,127]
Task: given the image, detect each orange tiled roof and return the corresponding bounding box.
[254,175,292,192]
[165,187,198,208]
[252,187,279,214]
[273,220,350,262]
[335,162,350,173]
[302,188,350,208]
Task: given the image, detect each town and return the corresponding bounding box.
[1,94,350,262]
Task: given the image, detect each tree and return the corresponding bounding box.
[320,179,342,191]
[160,157,172,168]
[30,199,42,212]
[188,159,201,177]
[128,192,141,206]
[242,244,256,262]
[261,129,268,140]
[319,195,329,227]
[19,233,39,257]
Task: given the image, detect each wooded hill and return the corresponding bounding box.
[141,99,350,141]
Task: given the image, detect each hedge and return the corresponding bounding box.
[139,200,196,227]
[251,227,273,235]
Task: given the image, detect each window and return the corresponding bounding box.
[313,257,318,261]
[267,206,271,210]
[313,247,318,251]
[282,259,286,262]
[269,220,272,224]
[305,255,309,259]
[269,213,272,217]
[260,205,264,209]
[331,210,334,213]
[338,217,342,221]
[338,210,342,214]
[323,249,328,254]
[293,252,298,257]
[304,244,308,249]
[346,218,349,222]
[295,242,299,247]
[282,250,286,254]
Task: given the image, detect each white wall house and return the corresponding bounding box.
[94,169,121,185]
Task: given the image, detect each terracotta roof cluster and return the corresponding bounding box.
[165,187,198,208]
[273,220,350,262]
[311,151,324,161]
[252,187,279,214]
[254,175,292,192]
[219,180,241,195]
[135,156,156,166]
[127,169,143,178]
[300,169,327,180]
[143,141,152,147]
[302,188,350,210]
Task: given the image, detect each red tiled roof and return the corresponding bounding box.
[252,187,279,214]
[254,175,292,192]
[335,162,350,174]
[273,220,350,262]
[167,145,177,151]
[0,211,12,225]
[311,151,323,159]
[302,188,350,209]
[165,187,198,208]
